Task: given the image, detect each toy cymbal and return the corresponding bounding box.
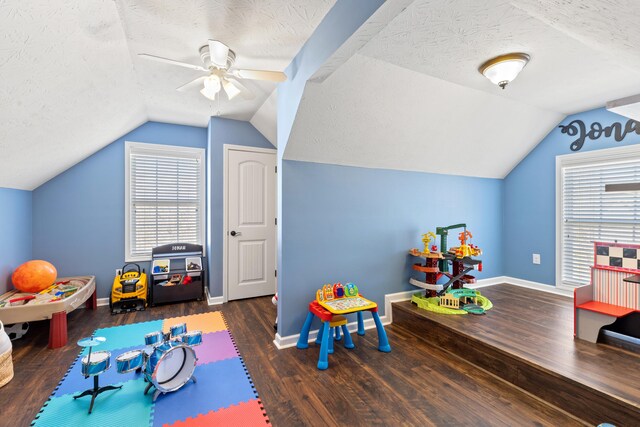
[77,336,106,347]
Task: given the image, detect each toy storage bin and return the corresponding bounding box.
[0,321,13,388]
[150,243,205,306]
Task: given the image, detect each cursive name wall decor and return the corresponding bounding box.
[558,119,640,151]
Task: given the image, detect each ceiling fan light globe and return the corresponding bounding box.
[222,79,242,100]
[203,75,221,91]
[200,87,217,100]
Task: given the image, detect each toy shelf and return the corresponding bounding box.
[150,243,205,306]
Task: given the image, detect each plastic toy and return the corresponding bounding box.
[333,283,344,298]
[421,232,437,253]
[344,282,358,297]
[272,293,278,331]
[11,260,57,293]
[110,264,148,314]
[323,284,334,301]
[409,224,491,315]
[300,282,390,370]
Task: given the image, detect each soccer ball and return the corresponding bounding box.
[5,322,29,341]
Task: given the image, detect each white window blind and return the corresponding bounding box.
[125,142,205,261]
[560,150,640,287]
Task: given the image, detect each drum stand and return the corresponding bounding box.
[73,375,122,414]
[144,375,197,402]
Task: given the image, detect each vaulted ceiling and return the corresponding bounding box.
[284,0,640,178]
[4,0,640,189]
[0,0,334,190]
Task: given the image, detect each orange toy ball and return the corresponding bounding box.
[12,260,57,293]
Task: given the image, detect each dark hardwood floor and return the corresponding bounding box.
[1,294,586,427]
[393,284,640,426]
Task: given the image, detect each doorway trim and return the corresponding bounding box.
[222,144,277,302]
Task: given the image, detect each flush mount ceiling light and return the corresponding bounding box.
[479,53,530,89]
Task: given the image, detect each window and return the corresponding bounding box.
[557,145,640,288]
[125,142,205,261]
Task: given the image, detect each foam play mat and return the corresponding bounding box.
[31,311,270,427]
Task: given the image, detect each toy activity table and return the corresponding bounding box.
[0,276,96,348]
[297,292,390,370]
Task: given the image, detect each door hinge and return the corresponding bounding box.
[275,166,277,173]
[275,218,277,225]
[275,270,277,277]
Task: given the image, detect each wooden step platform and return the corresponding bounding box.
[393,284,640,426]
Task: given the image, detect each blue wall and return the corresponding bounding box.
[277,0,385,336]
[32,122,207,298]
[504,107,640,285]
[206,118,274,297]
[277,0,385,153]
[0,188,32,293]
[279,160,504,336]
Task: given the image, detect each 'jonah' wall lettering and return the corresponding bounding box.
[558,119,640,151]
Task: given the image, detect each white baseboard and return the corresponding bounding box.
[97,297,109,307]
[500,276,573,297]
[205,287,224,305]
[469,276,509,289]
[273,275,572,350]
[273,315,388,350]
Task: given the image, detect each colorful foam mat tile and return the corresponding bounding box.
[162,311,227,335]
[165,399,270,427]
[81,319,164,355]
[193,330,239,365]
[32,378,153,427]
[150,357,256,427]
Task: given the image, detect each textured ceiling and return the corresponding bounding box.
[115,0,335,127]
[286,54,563,178]
[0,0,334,190]
[0,0,146,190]
[359,0,640,114]
[284,0,640,178]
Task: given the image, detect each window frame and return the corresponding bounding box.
[125,141,206,262]
[555,144,640,290]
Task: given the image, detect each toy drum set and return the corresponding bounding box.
[73,336,122,414]
[74,324,202,413]
[120,322,202,402]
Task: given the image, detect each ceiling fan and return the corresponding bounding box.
[138,40,287,101]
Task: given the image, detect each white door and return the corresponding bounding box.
[227,148,276,300]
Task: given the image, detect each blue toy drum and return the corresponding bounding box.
[81,351,111,376]
[145,340,197,397]
[180,331,202,347]
[169,323,187,338]
[144,331,164,346]
[115,350,144,374]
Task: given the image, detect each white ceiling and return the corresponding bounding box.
[0,0,147,191]
[116,0,335,127]
[0,0,334,190]
[286,53,563,179]
[284,0,640,178]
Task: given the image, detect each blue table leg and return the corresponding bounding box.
[328,327,334,354]
[341,325,355,349]
[335,326,342,341]
[357,311,365,336]
[317,321,331,370]
[315,320,324,345]
[371,311,391,352]
[297,312,314,349]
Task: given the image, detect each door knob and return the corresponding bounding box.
[230,230,241,236]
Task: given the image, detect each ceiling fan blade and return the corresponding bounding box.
[138,54,208,72]
[232,69,287,82]
[176,76,207,92]
[208,40,229,68]
[222,77,255,100]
